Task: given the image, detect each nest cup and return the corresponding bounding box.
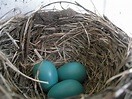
[0,1,131,99]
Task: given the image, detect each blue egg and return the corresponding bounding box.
[48,79,85,99]
[33,60,58,91]
[58,62,87,82]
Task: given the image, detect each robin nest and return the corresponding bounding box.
[0,1,132,99]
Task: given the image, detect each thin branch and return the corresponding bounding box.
[0,50,48,84]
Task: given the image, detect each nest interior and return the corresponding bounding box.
[0,6,131,99]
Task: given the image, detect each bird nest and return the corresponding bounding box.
[0,1,132,99]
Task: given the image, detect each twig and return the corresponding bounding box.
[34,49,43,61]
[0,50,48,84]
[5,32,19,49]
[106,69,132,84]
[114,80,132,98]
[0,17,14,29]
[0,85,12,99]
[21,16,32,62]
[79,22,90,47]
[0,74,11,92]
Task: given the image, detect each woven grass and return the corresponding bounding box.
[0,1,131,99]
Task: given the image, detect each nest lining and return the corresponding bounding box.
[0,2,131,99]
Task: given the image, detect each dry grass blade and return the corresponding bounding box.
[0,85,12,99]
[106,68,132,84]
[5,32,19,49]
[0,50,48,84]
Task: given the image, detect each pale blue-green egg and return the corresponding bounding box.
[48,79,85,99]
[33,60,58,91]
[58,62,87,82]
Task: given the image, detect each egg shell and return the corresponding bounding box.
[48,79,85,99]
[33,60,58,91]
[58,62,87,82]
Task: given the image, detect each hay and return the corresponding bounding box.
[0,1,131,99]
